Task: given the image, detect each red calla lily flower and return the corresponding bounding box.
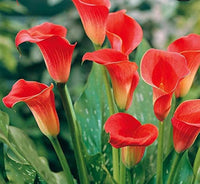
[105,113,158,167]
[82,49,139,110]
[72,0,110,46]
[3,79,60,136]
[15,22,76,83]
[106,9,143,55]
[168,33,200,97]
[171,99,200,153]
[140,49,189,121]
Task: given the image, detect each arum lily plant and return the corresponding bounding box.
[0,0,200,184]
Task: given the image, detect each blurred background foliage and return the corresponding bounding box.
[0,0,200,182]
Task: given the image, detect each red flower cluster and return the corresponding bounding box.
[4,0,200,166]
[78,3,143,110]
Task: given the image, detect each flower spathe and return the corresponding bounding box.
[105,113,158,167]
[82,49,139,110]
[140,49,189,121]
[15,22,76,83]
[168,33,200,97]
[72,0,110,46]
[171,99,200,153]
[106,9,143,55]
[3,79,60,136]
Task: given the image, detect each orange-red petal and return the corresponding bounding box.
[15,22,76,83]
[106,62,139,110]
[82,48,128,65]
[168,34,200,97]
[104,113,158,148]
[140,49,189,121]
[72,0,110,45]
[106,10,143,55]
[153,88,173,121]
[171,100,200,153]
[15,22,67,46]
[3,79,60,136]
[168,33,200,52]
[83,49,139,110]
[37,36,76,83]
[141,49,189,93]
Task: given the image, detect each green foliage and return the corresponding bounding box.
[4,148,36,184]
[0,110,70,183]
[74,63,112,183]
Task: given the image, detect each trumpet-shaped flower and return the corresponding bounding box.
[171,100,200,153]
[72,0,110,46]
[171,99,200,153]
[105,113,158,167]
[3,79,60,136]
[106,10,143,55]
[168,33,200,97]
[82,49,139,110]
[15,22,76,83]
[140,49,189,121]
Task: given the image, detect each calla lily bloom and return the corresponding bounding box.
[168,33,200,97]
[82,49,139,110]
[105,113,158,167]
[15,22,76,83]
[140,49,189,121]
[106,9,143,55]
[72,0,110,46]
[3,79,60,136]
[171,99,200,153]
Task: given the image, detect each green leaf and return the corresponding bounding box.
[194,167,200,184]
[4,147,37,184]
[132,162,145,184]
[8,126,68,184]
[74,63,112,182]
[162,151,194,184]
[74,63,110,155]
[0,173,6,184]
[86,153,107,184]
[0,110,9,142]
[173,151,194,184]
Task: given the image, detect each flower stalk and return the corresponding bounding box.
[156,121,164,184]
[56,83,89,184]
[48,136,74,184]
[120,154,126,184]
[193,147,200,181]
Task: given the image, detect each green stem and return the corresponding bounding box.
[156,121,164,184]
[193,147,200,180]
[112,147,120,182]
[56,83,89,184]
[167,152,183,184]
[120,152,126,184]
[100,65,120,183]
[48,136,74,184]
